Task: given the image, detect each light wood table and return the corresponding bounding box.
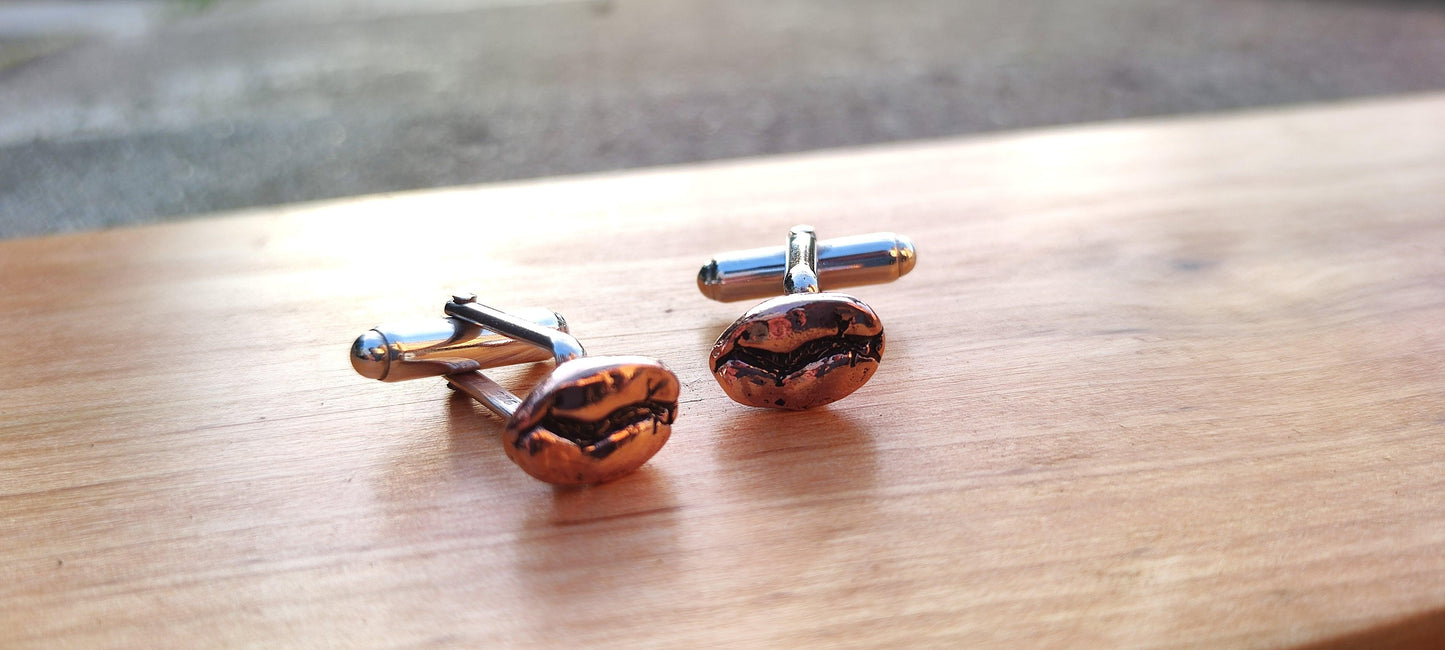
[3,94,1443,648]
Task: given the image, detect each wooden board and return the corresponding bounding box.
[2,93,1444,648]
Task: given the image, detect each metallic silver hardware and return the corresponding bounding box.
[446,370,524,421]
[697,231,916,302]
[350,296,679,486]
[784,225,821,295]
[444,298,586,365]
[350,308,566,382]
[705,226,914,410]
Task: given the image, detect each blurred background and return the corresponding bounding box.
[2,0,1443,239]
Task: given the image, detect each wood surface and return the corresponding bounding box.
[2,93,1444,648]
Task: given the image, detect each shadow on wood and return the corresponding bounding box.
[1294,607,1445,650]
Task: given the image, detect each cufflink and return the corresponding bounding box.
[351,294,679,486]
[698,227,916,410]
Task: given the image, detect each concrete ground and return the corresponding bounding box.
[2,0,1444,238]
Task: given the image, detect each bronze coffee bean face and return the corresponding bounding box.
[505,356,680,486]
[710,293,884,410]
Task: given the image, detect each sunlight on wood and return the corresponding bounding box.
[1,94,1443,647]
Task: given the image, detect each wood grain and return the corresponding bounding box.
[2,93,1443,648]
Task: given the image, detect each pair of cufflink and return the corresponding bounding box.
[349,226,917,486]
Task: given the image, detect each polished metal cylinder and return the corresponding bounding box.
[350,308,566,382]
[697,231,916,302]
[784,225,821,295]
[445,297,586,364]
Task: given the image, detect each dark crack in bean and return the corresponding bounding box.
[521,402,677,458]
[714,333,883,377]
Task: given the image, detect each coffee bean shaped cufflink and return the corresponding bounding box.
[698,227,916,410]
[351,294,680,486]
